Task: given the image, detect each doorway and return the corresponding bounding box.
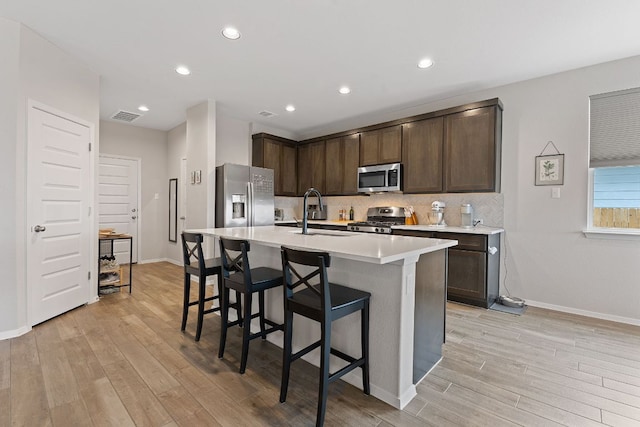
[98,155,140,264]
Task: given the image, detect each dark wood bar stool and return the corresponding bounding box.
[280,246,371,427]
[218,237,284,374]
[180,232,241,341]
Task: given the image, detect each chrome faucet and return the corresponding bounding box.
[302,187,323,235]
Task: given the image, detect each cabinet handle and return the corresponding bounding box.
[33,225,46,232]
[488,246,498,255]
[131,216,137,220]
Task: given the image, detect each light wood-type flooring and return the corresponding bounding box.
[2,262,640,426]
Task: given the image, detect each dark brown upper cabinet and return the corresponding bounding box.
[325,133,360,195]
[252,133,297,196]
[402,117,444,193]
[444,105,502,193]
[359,125,402,166]
[297,140,326,195]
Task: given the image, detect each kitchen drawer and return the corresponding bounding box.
[434,232,486,251]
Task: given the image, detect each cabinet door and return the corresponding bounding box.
[359,130,380,166]
[402,117,443,193]
[379,125,402,164]
[263,139,282,194]
[447,249,487,302]
[444,106,499,192]
[343,134,360,194]
[325,137,343,195]
[310,141,326,193]
[280,143,297,196]
[297,144,312,195]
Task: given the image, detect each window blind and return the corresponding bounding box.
[590,87,640,167]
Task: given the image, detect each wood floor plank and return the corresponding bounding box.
[39,345,80,408]
[0,339,10,390]
[602,409,640,427]
[516,395,604,427]
[0,388,10,427]
[82,376,136,427]
[50,399,92,427]
[102,359,174,426]
[581,363,640,388]
[62,335,106,388]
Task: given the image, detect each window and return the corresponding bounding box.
[588,87,640,234]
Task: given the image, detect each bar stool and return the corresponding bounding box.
[218,237,284,374]
[280,246,371,427]
[180,232,242,341]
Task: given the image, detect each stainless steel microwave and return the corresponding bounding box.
[357,163,402,193]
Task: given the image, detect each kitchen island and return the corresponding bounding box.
[188,225,457,409]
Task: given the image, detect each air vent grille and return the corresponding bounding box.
[258,110,277,118]
[111,110,141,122]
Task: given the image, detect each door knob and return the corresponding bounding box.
[34,225,46,232]
[131,216,137,220]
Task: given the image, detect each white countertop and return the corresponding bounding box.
[275,220,504,235]
[188,225,457,265]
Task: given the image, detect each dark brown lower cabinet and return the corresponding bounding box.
[394,230,501,308]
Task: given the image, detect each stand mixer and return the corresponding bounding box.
[427,201,446,227]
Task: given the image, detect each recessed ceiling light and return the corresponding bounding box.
[285,105,296,112]
[222,27,241,40]
[138,105,149,112]
[175,65,191,76]
[339,86,351,95]
[418,58,434,69]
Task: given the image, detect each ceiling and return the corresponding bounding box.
[2,0,640,139]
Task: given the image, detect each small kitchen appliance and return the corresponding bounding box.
[307,204,327,220]
[427,201,446,227]
[347,206,406,234]
[461,203,473,228]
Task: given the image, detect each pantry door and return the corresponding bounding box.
[98,155,140,264]
[27,103,92,326]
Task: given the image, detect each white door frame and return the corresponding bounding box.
[98,153,142,264]
[26,99,96,327]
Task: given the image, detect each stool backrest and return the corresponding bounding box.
[181,232,205,273]
[281,246,332,314]
[219,237,252,282]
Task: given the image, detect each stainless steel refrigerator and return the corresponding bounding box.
[215,163,275,228]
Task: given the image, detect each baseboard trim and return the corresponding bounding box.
[0,325,31,340]
[525,299,640,327]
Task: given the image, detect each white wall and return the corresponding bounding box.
[216,112,251,166]
[167,122,187,264]
[186,102,215,229]
[0,18,20,335]
[0,21,100,337]
[99,121,168,262]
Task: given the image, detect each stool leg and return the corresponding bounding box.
[181,272,190,332]
[218,285,229,359]
[317,321,331,427]
[279,309,293,403]
[239,292,252,374]
[362,301,370,395]
[259,290,266,339]
[236,291,244,327]
[195,275,206,341]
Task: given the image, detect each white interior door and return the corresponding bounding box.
[98,156,139,264]
[27,104,92,326]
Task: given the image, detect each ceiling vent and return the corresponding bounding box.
[111,110,141,122]
[258,110,277,118]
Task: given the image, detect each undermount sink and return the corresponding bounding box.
[289,230,352,237]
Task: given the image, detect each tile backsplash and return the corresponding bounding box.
[276,193,504,227]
